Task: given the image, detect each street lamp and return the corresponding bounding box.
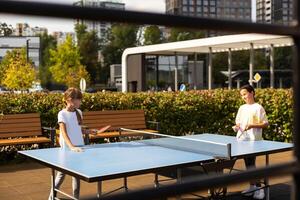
[26,38,30,63]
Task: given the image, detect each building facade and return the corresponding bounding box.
[74,0,125,40]
[14,23,48,36]
[0,36,41,68]
[166,0,252,22]
[256,0,293,25]
[126,54,204,92]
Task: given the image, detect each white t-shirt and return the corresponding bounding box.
[235,103,268,141]
[58,109,84,149]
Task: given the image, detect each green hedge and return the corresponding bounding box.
[0,89,293,142]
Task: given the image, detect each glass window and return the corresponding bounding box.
[210,7,216,12]
[197,7,202,12]
[197,0,202,5]
[183,0,188,5]
[203,0,208,6]
[189,0,194,5]
[182,6,188,12]
[190,6,195,12]
[203,7,208,12]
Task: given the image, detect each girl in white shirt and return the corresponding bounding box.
[49,87,84,200]
[232,85,269,199]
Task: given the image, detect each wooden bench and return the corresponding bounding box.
[82,109,158,143]
[0,113,55,147]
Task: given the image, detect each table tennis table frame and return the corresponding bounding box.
[41,143,290,200]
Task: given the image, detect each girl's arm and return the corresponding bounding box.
[60,122,82,152]
[245,121,269,130]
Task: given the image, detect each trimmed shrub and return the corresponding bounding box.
[0,89,293,142]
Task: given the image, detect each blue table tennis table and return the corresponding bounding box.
[19,133,293,200]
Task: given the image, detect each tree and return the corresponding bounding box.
[143,25,164,45]
[100,23,139,82]
[38,32,57,89]
[0,22,13,36]
[75,23,101,84]
[1,48,36,90]
[49,35,90,88]
[167,28,205,42]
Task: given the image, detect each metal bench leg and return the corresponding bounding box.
[97,181,102,198]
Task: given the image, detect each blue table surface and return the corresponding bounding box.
[19,134,293,180]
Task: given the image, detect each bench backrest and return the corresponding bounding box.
[83,110,147,131]
[0,113,42,138]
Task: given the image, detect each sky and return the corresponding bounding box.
[0,0,166,33]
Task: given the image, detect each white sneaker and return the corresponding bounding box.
[253,188,265,199]
[241,185,257,196]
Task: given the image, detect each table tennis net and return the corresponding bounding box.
[119,128,231,159]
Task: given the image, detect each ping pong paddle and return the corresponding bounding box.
[91,125,111,134]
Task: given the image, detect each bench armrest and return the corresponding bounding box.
[42,126,56,147]
[147,121,160,131]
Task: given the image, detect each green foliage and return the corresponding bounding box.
[0,89,293,142]
[143,25,164,45]
[167,28,205,42]
[49,35,90,87]
[101,23,139,67]
[0,48,36,90]
[38,32,57,88]
[75,23,101,84]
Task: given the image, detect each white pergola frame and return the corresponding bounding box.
[121,33,293,92]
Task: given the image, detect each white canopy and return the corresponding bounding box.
[122,33,294,91]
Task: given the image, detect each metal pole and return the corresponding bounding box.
[26,38,30,63]
[249,43,254,86]
[175,52,178,91]
[208,47,212,90]
[228,48,232,89]
[270,44,275,88]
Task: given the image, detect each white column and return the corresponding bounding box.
[175,52,178,91]
[270,44,275,88]
[121,52,128,92]
[208,47,212,90]
[249,43,254,86]
[228,48,232,89]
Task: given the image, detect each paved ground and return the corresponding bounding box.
[0,151,293,200]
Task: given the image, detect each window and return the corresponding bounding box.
[190,6,195,12]
[203,0,208,6]
[183,0,188,5]
[189,0,194,5]
[197,7,202,12]
[197,0,202,5]
[204,6,208,12]
[210,7,216,12]
[182,6,188,12]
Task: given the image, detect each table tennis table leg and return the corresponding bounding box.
[176,168,182,200]
[124,177,128,192]
[97,181,102,198]
[265,154,270,200]
[51,169,56,200]
[154,174,159,188]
